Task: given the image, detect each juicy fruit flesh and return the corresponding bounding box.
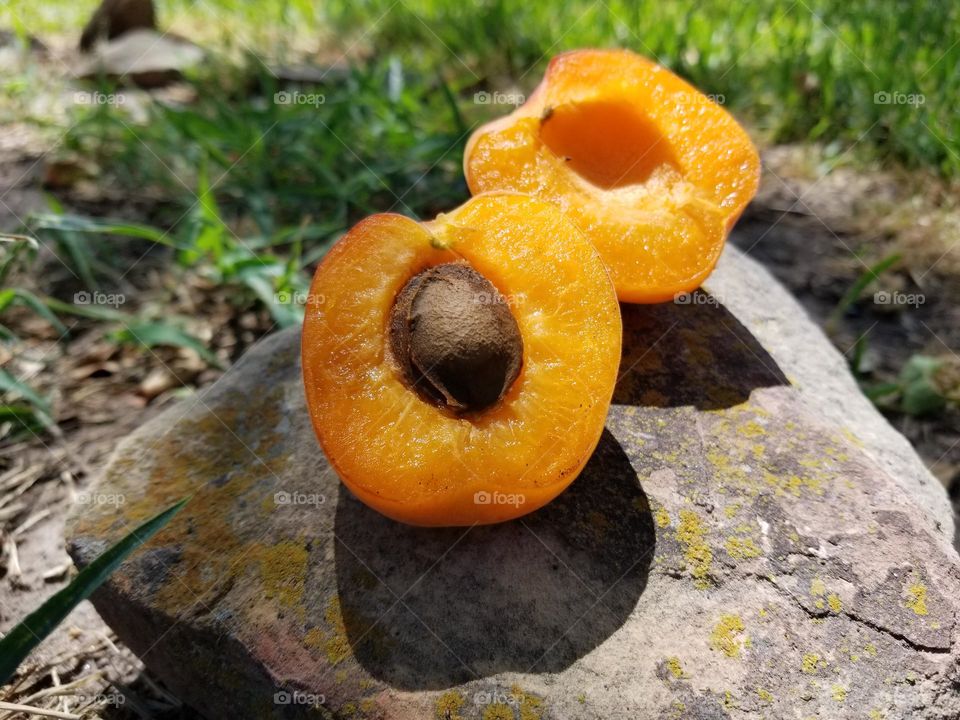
[301,193,622,525]
[388,262,523,413]
[464,49,760,303]
[540,100,681,189]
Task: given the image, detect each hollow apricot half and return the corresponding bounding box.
[302,193,622,526]
[464,48,761,303]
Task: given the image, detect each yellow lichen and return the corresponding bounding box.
[666,656,686,679]
[724,503,740,519]
[757,688,774,703]
[865,643,878,657]
[828,594,843,613]
[869,710,885,720]
[905,582,928,616]
[257,541,308,610]
[435,691,465,720]
[654,507,671,528]
[320,597,352,665]
[677,510,712,589]
[726,536,761,560]
[810,578,826,596]
[482,703,514,720]
[722,690,737,710]
[802,653,822,674]
[831,684,847,702]
[710,614,746,658]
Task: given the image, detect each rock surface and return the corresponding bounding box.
[74,29,204,88]
[66,245,960,719]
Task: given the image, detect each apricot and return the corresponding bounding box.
[302,193,621,526]
[464,48,761,303]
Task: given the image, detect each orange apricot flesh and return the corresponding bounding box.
[464,48,761,303]
[301,192,622,526]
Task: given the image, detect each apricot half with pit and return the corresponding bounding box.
[464,48,761,303]
[302,192,621,526]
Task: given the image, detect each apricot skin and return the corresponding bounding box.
[302,192,621,526]
[464,48,761,304]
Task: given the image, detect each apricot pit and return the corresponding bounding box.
[388,263,523,413]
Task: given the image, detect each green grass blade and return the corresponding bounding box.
[0,497,189,684]
[0,288,70,336]
[116,321,224,369]
[828,253,902,330]
[29,214,178,247]
[0,368,54,429]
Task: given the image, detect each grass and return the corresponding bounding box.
[3,0,957,175]
[1,1,958,435]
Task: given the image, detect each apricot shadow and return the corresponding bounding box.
[614,292,789,410]
[333,429,655,690]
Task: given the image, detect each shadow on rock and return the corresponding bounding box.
[614,293,789,410]
[334,429,655,690]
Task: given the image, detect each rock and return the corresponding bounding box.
[66,244,960,719]
[73,29,203,89]
[79,0,157,53]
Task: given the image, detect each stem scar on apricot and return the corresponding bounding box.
[388,262,523,413]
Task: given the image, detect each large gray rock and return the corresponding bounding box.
[66,245,960,719]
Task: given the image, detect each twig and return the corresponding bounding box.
[13,507,54,537]
[0,701,79,719]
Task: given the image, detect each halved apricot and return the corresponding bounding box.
[464,48,761,303]
[302,193,621,526]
